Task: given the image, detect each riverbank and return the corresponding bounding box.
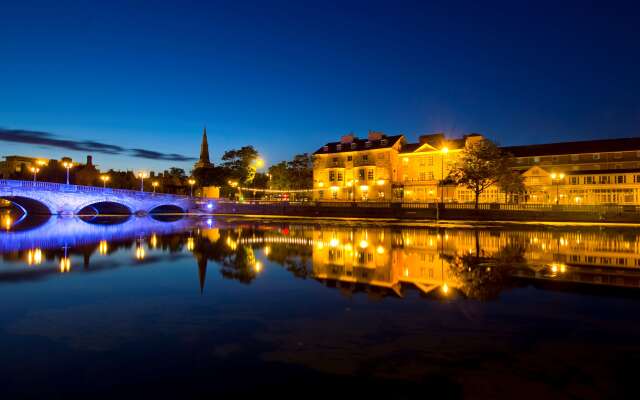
[210,201,640,224]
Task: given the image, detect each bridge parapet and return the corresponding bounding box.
[0,179,195,215]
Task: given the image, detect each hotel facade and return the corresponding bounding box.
[312,132,640,205]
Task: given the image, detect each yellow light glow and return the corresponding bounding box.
[3,215,12,230]
[376,179,384,186]
[37,159,47,166]
[318,181,324,187]
[254,260,262,272]
[376,245,385,254]
[152,181,159,187]
[441,147,449,154]
[27,248,42,266]
[343,243,353,252]
[316,241,324,250]
[550,173,557,179]
[330,185,339,192]
[135,246,146,260]
[100,175,110,182]
[403,157,409,163]
[346,180,353,187]
[188,179,196,185]
[442,283,449,294]
[329,238,340,247]
[150,234,158,248]
[187,237,195,251]
[359,239,368,249]
[360,185,369,191]
[59,257,71,273]
[99,240,108,255]
[551,264,558,273]
[264,245,271,256]
[254,158,264,168]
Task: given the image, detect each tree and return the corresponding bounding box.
[267,153,313,191]
[449,139,513,209]
[220,146,260,184]
[497,166,525,204]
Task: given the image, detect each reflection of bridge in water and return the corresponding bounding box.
[0,179,196,217]
[0,215,199,253]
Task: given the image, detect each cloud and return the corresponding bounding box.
[0,128,195,162]
[130,148,196,161]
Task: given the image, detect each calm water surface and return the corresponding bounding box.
[1,215,640,399]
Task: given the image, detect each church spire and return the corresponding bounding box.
[194,126,213,169]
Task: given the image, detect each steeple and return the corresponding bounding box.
[194,126,213,169]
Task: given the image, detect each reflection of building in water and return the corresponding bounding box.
[309,227,640,295]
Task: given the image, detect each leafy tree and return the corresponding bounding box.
[449,139,513,209]
[497,165,526,204]
[221,146,260,184]
[267,153,313,195]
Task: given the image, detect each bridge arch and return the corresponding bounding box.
[1,196,54,215]
[77,201,132,216]
[149,204,186,214]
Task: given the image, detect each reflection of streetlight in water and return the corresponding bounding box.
[135,237,145,260]
[59,244,71,273]
[28,248,42,266]
[99,240,108,255]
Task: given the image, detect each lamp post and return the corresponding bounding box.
[440,147,449,203]
[152,181,159,194]
[188,178,196,197]
[100,175,110,188]
[62,161,73,185]
[30,167,40,182]
[137,172,146,192]
[550,172,565,205]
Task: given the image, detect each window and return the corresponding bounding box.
[585,176,594,184]
[329,171,335,181]
[571,154,579,161]
[380,139,387,145]
[593,153,600,160]
[367,170,374,180]
[362,154,368,161]
[570,177,578,184]
[419,172,426,181]
[616,175,626,184]
[332,157,338,166]
[351,143,357,149]
[336,144,342,151]
[332,191,338,199]
[427,171,434,180]
[359,169,365,180]
[323,146,329,152]
[365,141,372,148]
[598,175,610,184]
[534,157,540,163]
[337,172,343,181]
[319,190,324,199]
[347,155,352,161]
[377,191,385,199]
[635,175,640,183]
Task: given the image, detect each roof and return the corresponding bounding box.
[313,135,404,155]
[399,137,466,154]
[565,168,640,175]
[502,137,640,157]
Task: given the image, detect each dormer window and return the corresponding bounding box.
[323,146,329,152]
[351,143,357,149]
[593,153,600,160]
[380,139,387,145]
[365,141,372,148]
[336,144,342,151]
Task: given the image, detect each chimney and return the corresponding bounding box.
[86,155,93,166]
[368,130,384,141]
[340,133,355,143]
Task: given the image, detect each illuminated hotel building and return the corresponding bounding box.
[313,134,640,205]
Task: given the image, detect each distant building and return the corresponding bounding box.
[313,133,640,205]
[0,155,49,179]
[194,127,213,170]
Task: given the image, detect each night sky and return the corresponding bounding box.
[1,0,639,171]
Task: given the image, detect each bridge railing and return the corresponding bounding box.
[0,179,191,200]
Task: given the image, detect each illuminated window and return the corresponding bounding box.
[365,141,372,148]
[359,169,365,180]
[337,172,343,181]
[593,153,600,160]
[329,171,335,181]
[362,154,368,161]
[347,155,352,161]
[367,170,374,180]
[336,144,342,151]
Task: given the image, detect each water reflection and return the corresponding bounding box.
[2,217,640,298]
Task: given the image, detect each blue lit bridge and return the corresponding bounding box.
[0,179,197,217]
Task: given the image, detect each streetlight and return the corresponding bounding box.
[100,175,110,188]
[152,181,159,194]
[137,172,147,192]
[188,178,196,197]
[30,166,40,182]
[550,172,565,205]
[254,157,264,169]
[62,160,73,185]
[440,146,449,203]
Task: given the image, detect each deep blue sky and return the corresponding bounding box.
[1,0,639,171]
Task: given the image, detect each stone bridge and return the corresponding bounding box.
[0,179,196,216]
